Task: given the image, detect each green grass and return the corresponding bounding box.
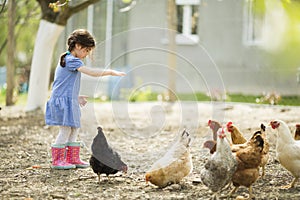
[0,88,28,106]
[227,93,259,103]
[177,93,211,101]
[0,89,5,106]
[278,96,300,106]
[1,91,300,106]
[227,93,300,106]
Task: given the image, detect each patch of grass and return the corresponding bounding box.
[177,93,210,101]
[227,93,259,104]
[15,93,28,106]
[179,92,300,106]
[278,95,300,106]
[227,93,300,106]
[128,87,158,102]
[1,91,300,106]
[0,89,28,106]
[0,88,5,106]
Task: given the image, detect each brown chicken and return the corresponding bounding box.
[295,124,300,140]
[228,126,265,200]
[258,124,269,177]
[227,122,269,178]
[203,120,222,154]
[145,130,193,188]
[226,122,247,144]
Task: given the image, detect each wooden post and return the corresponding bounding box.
[167,0,177,102]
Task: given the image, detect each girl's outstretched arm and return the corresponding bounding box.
[78,66,126,77]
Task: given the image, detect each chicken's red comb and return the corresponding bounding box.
[208,120,212,126]
[226,121,233,128]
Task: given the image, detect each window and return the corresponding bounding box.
[243,0,265,46]
[176,0,200,45]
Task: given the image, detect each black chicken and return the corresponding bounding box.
[90,127,128,183]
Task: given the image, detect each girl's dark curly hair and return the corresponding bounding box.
[60,29,96,67]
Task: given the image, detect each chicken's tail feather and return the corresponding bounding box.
[181,129,192,147]
[260,123,266,132]
[182,129,189,137]
[253,131,264,152]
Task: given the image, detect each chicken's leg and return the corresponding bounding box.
[97,173,101,184]
[291,177,299,188]
[261,166,265,178]
[221,182,232,191]
[227,186,238,198]
[211,192,219,200]
[234,186,254,200]
[247,185,253,200]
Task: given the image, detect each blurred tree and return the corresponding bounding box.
[6,0,16,106]
[0,1,39,64]
[26,0,102,111]
[273,0,300,69]
[0,0,40,105]
[0,0,7,15]
[261,0,300,71]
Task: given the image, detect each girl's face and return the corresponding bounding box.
[73,44,93,59]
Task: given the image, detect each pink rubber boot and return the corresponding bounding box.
[51,144,76,170]
[65,142,89,168]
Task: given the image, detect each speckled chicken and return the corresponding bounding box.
[201,128,237,200]
[145,130,193,188]
[90,127,128,183]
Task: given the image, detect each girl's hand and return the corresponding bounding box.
[78,95,88,107]
[111,70,126,76]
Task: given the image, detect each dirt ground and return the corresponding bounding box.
[1,102,300,200]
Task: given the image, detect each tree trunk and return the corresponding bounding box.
[25,20,64,111]
[167,0,177,102]
[25,0,102,111]
[6,0,16,106]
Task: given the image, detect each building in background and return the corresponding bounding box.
[54,0,300,100]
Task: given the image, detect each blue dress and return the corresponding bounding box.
[45,54,84,128]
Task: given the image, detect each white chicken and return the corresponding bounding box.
[145,130,193,188]
[270,119,300,188]
[201,128,237,200]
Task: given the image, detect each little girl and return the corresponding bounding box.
[45,29,126,169]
